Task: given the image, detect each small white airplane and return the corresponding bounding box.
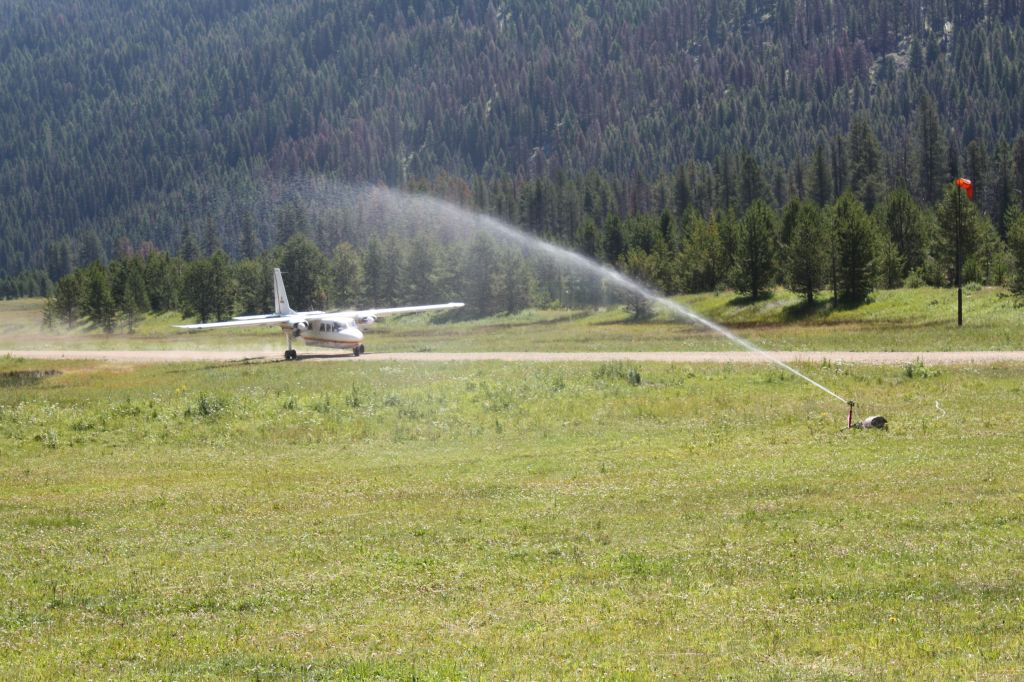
[176,268,464,360]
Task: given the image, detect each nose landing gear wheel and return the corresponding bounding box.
[353,344,364,357]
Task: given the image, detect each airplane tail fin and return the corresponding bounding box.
[273,268,295,315]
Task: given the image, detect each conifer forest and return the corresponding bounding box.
[4,0,1024,320]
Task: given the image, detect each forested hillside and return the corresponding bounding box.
[3,0,1024,294]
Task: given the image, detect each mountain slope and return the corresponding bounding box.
[2,0,1024,280]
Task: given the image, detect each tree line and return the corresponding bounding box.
[43,180,1024,332]
[4,0,1024,285]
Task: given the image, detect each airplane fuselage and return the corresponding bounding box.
[297,318,365,349]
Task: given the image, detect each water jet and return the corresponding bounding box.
[294,181,863,424]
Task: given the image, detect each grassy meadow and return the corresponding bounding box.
[2,352,1024,678]
[3,284,1023,354]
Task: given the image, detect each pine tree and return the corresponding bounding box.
[834,192,877,305]
[576,216,601,260]
[79,230,106,268]
[461,235,499,317]
[82,263,116,332]
[180,225,200,262]
[848,113,884,212]
[362,238,385,302]
[678,209,724,293]
[234,258,272,314]
[497,250,532,314]
[914,92,948,205]
[379,236,406,307]
[279,234,328,311]
[876,188,931,277]
[936,183,982,325]
[275,199,308,245]
[620,248,657,319]
[51,274,82,328]
[1007,206,1024,294]
[143,251,180,313]
[331,242,364,307]
[239,209,261,260]
[732,200,778,300]
[603,215,626,264]
[877,238,906,289]
[673,164,692,219]
[202,217,221,256]
[117,258,149,332]
[809,143,834,207]
[783,201,827,303]
[738,152,768,210]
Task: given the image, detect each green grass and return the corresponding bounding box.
[2,355,1024,678]
[5,285,1023,354]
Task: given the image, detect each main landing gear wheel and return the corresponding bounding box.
[353,344,365,357]
[284,349,298,360]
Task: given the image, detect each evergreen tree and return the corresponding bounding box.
[51,274,82,328]
[848,113,884,212]
[673,165,692,219]
[809,143,834,207]
[79,230,106,268]
[876,188,931,277]
[239,209,261,260]
[180,225,200,262]
[82,263,117,332]
[936,183,982,325]
[144,251,181,313]
[208,250,235,321]
[202,217,222,256]
[831,135,849,198]
[45,238,75,282]
[362,238,385,303]
[497,251,532,314]
[877,238,906,289]
[379,236,406,307]
[331,242,365,307]
[181,258,215,323]
[603,215,626,264]
[783,201,828,303]
[620,248,658,319]
[461,234,500,317]
[279,234,328,311]
[1007,206,1024,294]
[678,209,725,293]
[576,216,601,260]
[116,258,150,332]
[234,258,272,314]
[738,152,768,210]
[732,200,778,299]
[966,140,991,218]
[834,193,877,305]
[275,199,309,245]
[914,93,948,205]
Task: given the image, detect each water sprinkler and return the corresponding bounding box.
[844,400,888,430]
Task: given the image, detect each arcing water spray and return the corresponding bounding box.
[296,181,877,426]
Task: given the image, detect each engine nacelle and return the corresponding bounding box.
[358,315,377,325]
[293,321,309,332]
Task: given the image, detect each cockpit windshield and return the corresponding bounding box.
[327,320,355,332]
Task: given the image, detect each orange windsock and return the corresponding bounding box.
[955,177,974,201]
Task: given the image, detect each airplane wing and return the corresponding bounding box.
[175,314,315,330]
[328,302,464,320]
[176,303,462,329]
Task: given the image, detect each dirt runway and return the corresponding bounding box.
[4,349,1024,365]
